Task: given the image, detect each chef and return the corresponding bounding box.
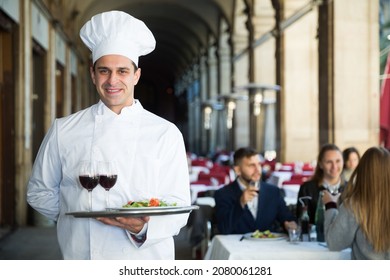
[27,10,191,260]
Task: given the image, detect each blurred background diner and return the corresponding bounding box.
[341,147,361,182]
[1,0,390,260]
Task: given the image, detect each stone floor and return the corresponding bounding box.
[0,225,194,260]
[0,226,62,260]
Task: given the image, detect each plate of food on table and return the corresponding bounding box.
[242,230,287,241]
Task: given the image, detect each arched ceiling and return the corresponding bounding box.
[70,0,235,90]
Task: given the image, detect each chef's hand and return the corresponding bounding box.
[240,186,258,208]
[96,216,150,233]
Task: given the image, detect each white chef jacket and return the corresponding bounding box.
[27,100,191,259]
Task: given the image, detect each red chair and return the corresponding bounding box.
[282,178,304,185]
[210,163,226,171]
[210,164,231,177]
[191,158,212,167]
[302,163,314,172]
[262,159,276,171]
[279,162,295,171]
[198,171,229,185]
[290,174,311,182]
[190,179,213,186]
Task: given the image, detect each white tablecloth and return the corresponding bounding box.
[195,196,215,207]
[204,234,351,260]
[266,171,293,187]
[282,184,300,205]
[190,184,222,203]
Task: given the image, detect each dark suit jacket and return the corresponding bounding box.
[214,180,296,234]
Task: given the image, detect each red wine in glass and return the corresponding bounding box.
[79,175,99,191]
[98,161,118,209]
[99,175,118,190]
[79,160,99,211]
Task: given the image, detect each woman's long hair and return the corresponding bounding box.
[311,143,342,184]
[341,146,390,252]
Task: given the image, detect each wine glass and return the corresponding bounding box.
[79,161,99,211]
[98,161,118,209]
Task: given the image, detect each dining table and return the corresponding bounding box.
[204,234,351,260]
[190,184,223,204]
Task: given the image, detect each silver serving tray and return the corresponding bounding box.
[66,205,199,218]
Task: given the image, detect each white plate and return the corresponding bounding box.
[107,206,179,211]
[66,205,199,218]
[243,232,287,241]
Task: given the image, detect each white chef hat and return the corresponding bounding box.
[79,11,156,66]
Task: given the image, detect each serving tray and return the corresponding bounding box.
[66,205,199,218]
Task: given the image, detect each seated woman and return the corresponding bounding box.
[341,147,360,182]
[296,143,346,241]
[323,146,390,259]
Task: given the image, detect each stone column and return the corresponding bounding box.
[281,0,319,162]
[331,0,379,152]
[233,0,251,149]
[219,19,233,151]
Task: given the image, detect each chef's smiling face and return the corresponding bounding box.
[91,54,141,114]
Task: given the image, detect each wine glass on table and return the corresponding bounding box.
[98,161,118,209]
[79,161,99,211]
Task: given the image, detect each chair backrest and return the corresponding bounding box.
[279,162,295,171]
[302,163,314,171]
[291,174,311,182]
[191,158,212,167]
[198,171,229,185]
[191,179,213,186]
[282,178,304,185]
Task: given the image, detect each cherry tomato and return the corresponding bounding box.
[149,198,160,207]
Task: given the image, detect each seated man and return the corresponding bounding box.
[214,147,296,234]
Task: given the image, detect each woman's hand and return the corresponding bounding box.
[322,190,340,205]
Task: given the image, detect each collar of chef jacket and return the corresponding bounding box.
[96,99,143,119]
